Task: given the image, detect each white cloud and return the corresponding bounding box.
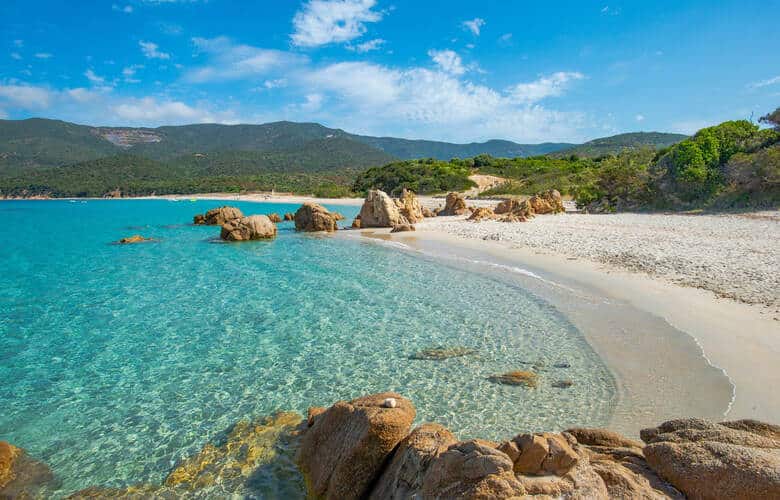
[122,64,144,83]
[264,78,288,89]
[139,40,170,59]
[13,40,23,48]
[113,97,227,123]
[0,108,7,119]
[462,18,485,36]
[748,75,780,89]
[0,84,52,109]
[66,87,104,103]
[428,49,465,75]
[300,93,324,112]
[301,61,585,142]
[291,0,383,47]
[508,72,584,103]
[10,52,22,60]
[112,4,133,13]
[84,69,105,84]
[347,38,385,53]
[186,37,306,82]
[635,114,645,122]
[34,53,53,59]
[670,119,711,135]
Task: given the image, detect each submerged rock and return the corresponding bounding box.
[410,346,477,360]
[358,190,406,228]
[0,441,57,498]
[297,392,415,500]
[438,192,469,216]
[283,212,294,221]
[165,412,303,489]
[220,215,277,241]
[193,206,243,225]
[294,202,340,232]
[552,380,574,389]
[487,370,538,388]
[267,213,282,223]
[116,235,154,244]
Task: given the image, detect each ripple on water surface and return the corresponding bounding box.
[0,200,615,495]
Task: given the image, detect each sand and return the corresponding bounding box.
[347,210,780,435]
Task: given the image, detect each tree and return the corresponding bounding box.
[759,107,780,130]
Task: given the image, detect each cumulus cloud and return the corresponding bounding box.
[34,53,53,59]
[462,18,485,36]
[0,84,52,109]
[300,61,585,142]
[428,49,466,75]
[112,4,133,13]
[291,0,383,47]
[139,40,170,59]
[186,37,307,82]
[113,97,232,123]
[10,52,22,60]
[635,114,645,122]
[508,72,584,103]
[347,38,385,53]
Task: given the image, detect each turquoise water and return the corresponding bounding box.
[0,200,615,496]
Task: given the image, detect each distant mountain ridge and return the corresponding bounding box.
[551,132,688,158]
[0,118,579,172]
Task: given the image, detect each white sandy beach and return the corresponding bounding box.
[351,210,780,435]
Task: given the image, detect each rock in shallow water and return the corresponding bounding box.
[116,235,154,244]
[358,190,406,228]
[220,215,277,241]
[409,346,477,360]
[294,202,340,232]
[193,206,243,225]
[487,370,538,388]
[0,441,58,498]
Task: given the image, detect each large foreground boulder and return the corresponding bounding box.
[528,189,564,214]
[438,192,469,216]
[641,418,780,499]
[0,441,57,498]
[194,206,243,225]
[358,190,406,228]
[396,188,424,223]
[220,215,277,241]
[297,393,416,500]
[294,202,340,232]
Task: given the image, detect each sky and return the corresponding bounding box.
[1,0,779,143]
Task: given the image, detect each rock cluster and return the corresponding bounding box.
[220,215,277,241]
[294,202,341,232]
[193,206,243,225]
[6,392,779,499]
[468,207,495,221]
[396,188,424,223]
[356,189,406,228]
[390,223,415,233]
[528,189,565,214]
[294,392,780,500]
[438,192,469,216]
[267,213,282,223]
[283,212,294,221]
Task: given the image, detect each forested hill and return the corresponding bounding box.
[351,135,573,160]
[551,132,688,158]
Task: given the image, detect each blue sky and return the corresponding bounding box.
[1,0,778,143]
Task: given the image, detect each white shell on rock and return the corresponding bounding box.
[382,397,397,408]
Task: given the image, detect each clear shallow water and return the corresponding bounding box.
[0,200,615,496]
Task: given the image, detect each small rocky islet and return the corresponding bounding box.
[5,392,779,498]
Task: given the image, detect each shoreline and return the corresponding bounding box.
[347,223,779,436]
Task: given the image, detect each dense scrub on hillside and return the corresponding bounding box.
[352,158,475,195]
[0,154,357,198]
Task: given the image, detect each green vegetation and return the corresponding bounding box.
[352,158,476,195]
[551,132,687,158]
